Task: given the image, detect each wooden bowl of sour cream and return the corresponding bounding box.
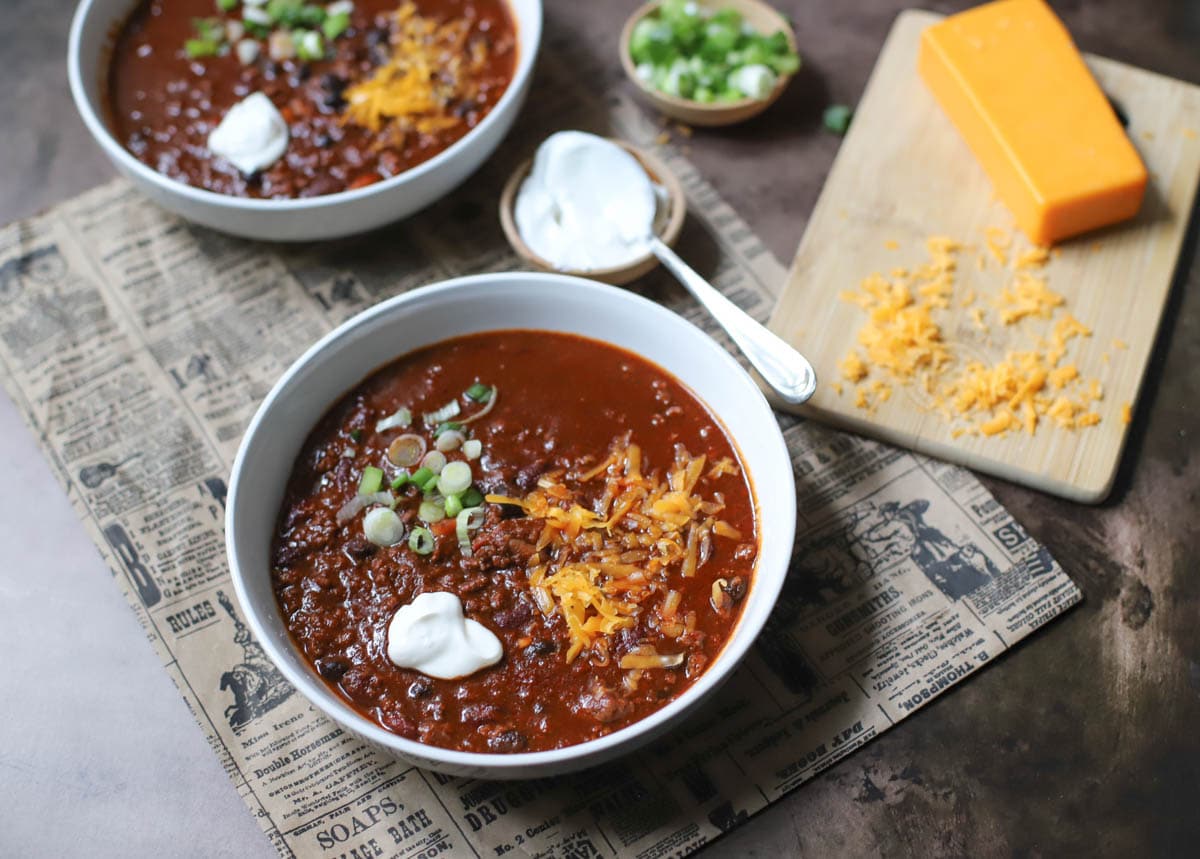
[499,137,686,286]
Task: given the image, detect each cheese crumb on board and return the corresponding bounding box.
[839,227,1119,437]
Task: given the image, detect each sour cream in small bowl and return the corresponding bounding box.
[499,132,686,285]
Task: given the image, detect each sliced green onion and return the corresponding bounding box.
[465,383,492,402]
[460,487,484,508]
[437,461,472,496]
[294,28,324,60]
[418,500,446,523]
[433,421,463,437]
[462,439,482,460]
[419,473,441,493]
[363,507,405,547]
[435,429,465,453]
[192,16,226,41]
[420,450,447,474]
[409,466,434,487]
[408,526,434,555]
[349,428,362,443]
[185,38,221,58]
[823,103,853,135]
[243,7,271,28]
[456,507,485,557]
[423,400,461,425]
[386,433,426,467]
[389,471,409,490]
[322,10,350,40]
[375,407,412,432]
[218,0,240,11]
[358,465,383,496]
[444,493,464,518]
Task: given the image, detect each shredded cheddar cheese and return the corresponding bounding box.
[839,227,1113,436]
[488,440,746,663]
[342,3,488,143]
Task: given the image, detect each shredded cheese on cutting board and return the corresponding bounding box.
[837,228,1108,437]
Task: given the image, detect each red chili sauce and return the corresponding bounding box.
[106,0,516,198]
[271,331,758,753]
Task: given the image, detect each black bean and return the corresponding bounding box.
[345,536,376,559]
[315,657,348,681]
[525,639,556,657]
[493,602,532,629]
[486,730,527,753]
[407,680,432,699]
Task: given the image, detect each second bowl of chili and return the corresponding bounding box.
[67,0,542,240]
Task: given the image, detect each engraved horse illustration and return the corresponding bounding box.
[216,591,293,730]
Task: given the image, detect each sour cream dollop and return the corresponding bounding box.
[514,131,662,272]
[206,92,289,175]
[386,592,503,680]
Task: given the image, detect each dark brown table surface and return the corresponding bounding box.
[2,1,1197,855]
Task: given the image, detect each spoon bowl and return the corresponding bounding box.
[498,140,686,286]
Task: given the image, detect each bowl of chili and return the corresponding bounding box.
[226,271,797,778]
[67,0,542,241]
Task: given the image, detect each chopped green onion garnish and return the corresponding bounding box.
[358,465,384,496]
[349,428,362,443]
[408,526,434,555]
[460,487,484,508]
[185,38,221,58]
[823,103,853,135]
[375,407,411,432]
[418,500,446,523]
[294,28,324,60]
[322,10,350,40]
[462,439,482,460]
[444,493,464,518]
[192,17,226,41]
[455,507,485,557]
[419,472,441,493]
[217,0,240,11]
[420,450,447,474]
[433,421,463,437]
[410,466,434,487]
[389,472,409,490]
[465,383,493,402]
[423,400,461,425]
[437,461,472,496]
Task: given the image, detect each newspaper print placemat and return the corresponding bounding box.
[0,34,1080,859]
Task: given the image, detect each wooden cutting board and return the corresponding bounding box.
[769,9,1200,502]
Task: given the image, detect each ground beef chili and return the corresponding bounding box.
[271,330,759,753]
[106,0,516,198]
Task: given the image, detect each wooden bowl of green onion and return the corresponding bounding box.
[620,0,800,127]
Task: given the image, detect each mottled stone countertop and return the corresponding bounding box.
[1,1,1197,855]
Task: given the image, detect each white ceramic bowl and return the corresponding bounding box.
[67,0,542,241]
[226,272,797,778]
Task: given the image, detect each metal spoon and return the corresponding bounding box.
[647,236,817,405]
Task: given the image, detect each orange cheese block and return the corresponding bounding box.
[918,0,1147,245]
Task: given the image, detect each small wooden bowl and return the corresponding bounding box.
[619,0,798,127]
[498,140,686,286]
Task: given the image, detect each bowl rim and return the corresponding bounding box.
[618,0,796,114]
[226,271,796,771]
[66,0,543,212]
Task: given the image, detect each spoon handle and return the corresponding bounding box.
[648,236,817,405]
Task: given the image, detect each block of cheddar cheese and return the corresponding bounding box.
[918,0,1147,245]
